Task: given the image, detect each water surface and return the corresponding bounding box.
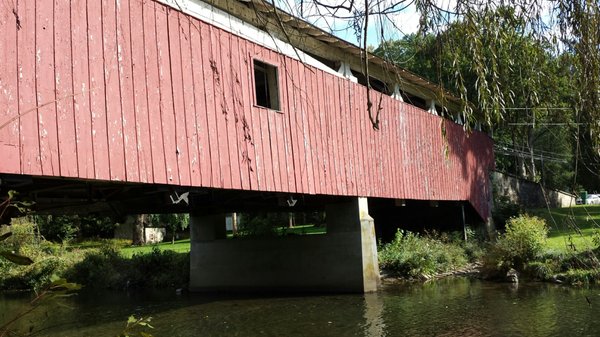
[2,278,599,336]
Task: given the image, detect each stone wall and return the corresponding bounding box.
[492,171,576,208]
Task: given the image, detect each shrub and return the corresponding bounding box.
[482,214,548,275]
[66,245,189,289]
[379,230,468,278]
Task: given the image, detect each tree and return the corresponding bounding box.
[277,0,598,189]
[374,8,578,190]
[148,214,189,244]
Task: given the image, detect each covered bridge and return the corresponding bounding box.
[0,0,494,292]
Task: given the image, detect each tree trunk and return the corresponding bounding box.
[132,214,145,246]
[232,212,238,235]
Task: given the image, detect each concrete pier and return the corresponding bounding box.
[189,197,380,293]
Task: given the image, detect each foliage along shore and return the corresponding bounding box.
[4,212,600,292]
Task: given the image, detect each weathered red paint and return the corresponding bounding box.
[0,4,19,174]
[0,0,495,219]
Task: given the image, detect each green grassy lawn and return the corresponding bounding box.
[528,205,600,252]
[62,224,325,258]
[120,239,191,257]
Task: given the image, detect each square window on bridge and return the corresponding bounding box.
[253,60,280,111]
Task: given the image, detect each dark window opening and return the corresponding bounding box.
[351,70,392,95]
[254,60,280,110]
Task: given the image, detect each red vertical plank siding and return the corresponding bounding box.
[116,0,140,182]
[311,69,325,194]
[18,0,41,175]
[201,23,221,188]
[209,27,230,188]
[273,54,288,192]
[217,28,235,189]
[36,0,60,176]
[71,0,94,179]
[0,1,496,219]
[299,65,315,194]
[330,77,343,195]
[221,33,240,190]
[286,60,302,193]
[166,10,191,186]
[155,6,179,184]
[294,62,307,193]
[54,0,77,177]
[87,0,110,180]
[191,21,212,187]
[179,14,201,187]
[237,39,258,189]
[314,70,327,195]
[344,81,356,195]
[0,4,20,174]
[279,57,295,192]
[145,0,168,184]
[229,35,248,190]
[101,0,125,181]
[129,0,153,183]
[304,67,319,194]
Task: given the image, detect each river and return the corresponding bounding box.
[2,278,600,336]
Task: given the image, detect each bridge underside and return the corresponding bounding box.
[1,173,486,293]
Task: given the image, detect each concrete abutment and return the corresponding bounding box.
[189,197,380,293]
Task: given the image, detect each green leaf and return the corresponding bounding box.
[127,315,137,324]
[0,232,11,241]
[139,332,154,337]
[0,250,34,265]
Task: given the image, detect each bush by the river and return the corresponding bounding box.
[0,221,189,291]
[65,246,189,289]
[378,230,471,279]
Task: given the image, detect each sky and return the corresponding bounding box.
[275,0,558,48]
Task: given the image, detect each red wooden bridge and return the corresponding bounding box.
[0,0,493,219]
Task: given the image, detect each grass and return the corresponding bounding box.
[528,205,600,253]
[120,239,191,257]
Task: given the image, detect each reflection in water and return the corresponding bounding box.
[2,278,600,336]
[363,293,385,337]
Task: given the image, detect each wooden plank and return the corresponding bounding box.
[315,70,330,195]
[304,66,321,194]
[70,0,94,179]
[290,60,307,193]
[37,0,60,176]
[352,83,364,196]
[87,0,110,180]
[278,55,295,192]
[201,23,221,188]
[341,78,355,195]
[101,0,125,181]
[208,26,227,188]
[228,35,249,190]
[190,20,211,187]
[143,0,166,184]
[239,39,260,190]
[221,29,241,190]
[310,69,325,194]
[0,2,20,174]
[253,46,274,192]
[326,75,340,195]
[129,0,153,183]
[54,0,77,177]
[116,0,140,182]
[155,5,179,184]
[18,0,41,175]
[282,55,299,193]
[266,50,283,192]
[297,62,315,194]
[179,12,201,187]
[167,10,191,186]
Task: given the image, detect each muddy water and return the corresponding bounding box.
[2,278,600,336]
